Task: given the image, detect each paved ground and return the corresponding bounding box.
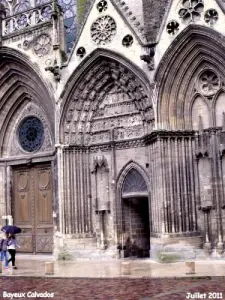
[1,255,225,299]
[1,254,225,278]
[0,276,225,300]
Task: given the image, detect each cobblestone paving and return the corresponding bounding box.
[0,277,225,300]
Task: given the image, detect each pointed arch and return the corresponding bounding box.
[115,160,151,244]
[215,91,225,127]
[116,160,150,194]
[191,95,210,131]
[155,24,225,130]
[0,47,55,155]
[59,49,154,145]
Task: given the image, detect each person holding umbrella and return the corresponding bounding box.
[0,232,9,269]
[1,225,21,270]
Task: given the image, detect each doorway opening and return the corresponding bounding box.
[120,168,150,258]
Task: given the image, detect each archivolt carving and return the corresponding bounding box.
[0,49,54,157]
[61,56,153,146]
[155,25,225,130]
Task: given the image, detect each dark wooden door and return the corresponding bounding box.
[12,164,53,253]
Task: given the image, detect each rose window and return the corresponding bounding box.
[97,0,108,12]
[204,9,218,25]
[167,21,179,35]
[122,35,133,47]
[18,117,44,152]
[91,16,116,45]
[178,0,204,24]
[199,71,220,96]
[33,34,52,57]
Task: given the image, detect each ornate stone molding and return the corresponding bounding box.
[60,56,154,146]
[2,2,53,36]
[155,25,225,130]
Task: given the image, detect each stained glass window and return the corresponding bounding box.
[18,117,44,152]
[14,0,31,14]
[57,0,76,52]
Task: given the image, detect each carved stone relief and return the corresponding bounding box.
[3,3,53,36]
[62,59,154,146]
[92,150,110,211]
[33,34,52,57]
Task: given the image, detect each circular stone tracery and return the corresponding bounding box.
[76,47,86,58]
[18,117,44,152]
[178,0,204,24]
[122,35,133,47]
[167,21,179,35]
[199,70,220,96]
[97,0,108,12]
[204,9,218,25]
[33,34,51,57]
[91,16,116,45]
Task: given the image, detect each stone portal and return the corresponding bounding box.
[121,168,150,258]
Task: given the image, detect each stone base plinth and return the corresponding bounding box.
[54,236,118,260]
[150,235,203,261]
[185,261,195,274]
[121,262,131,275]
[45,262,54,275]
[10,267,15,275]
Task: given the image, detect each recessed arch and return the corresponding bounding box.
[122,168,148,198]
[0,47,55,156]
[191,94,210,131]
[155,24,225,130]
[215,91,225,127]
[116,160,150,193]
[59,49,154,145]
[116,160,151,257]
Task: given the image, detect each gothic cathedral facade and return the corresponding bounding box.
[0,0,225,259]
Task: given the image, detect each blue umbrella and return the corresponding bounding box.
[1,225,21,234]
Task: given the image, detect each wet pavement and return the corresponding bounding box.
[0,255,225,299]
[1,254,225,278]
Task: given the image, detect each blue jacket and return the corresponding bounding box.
[0,239,8,251]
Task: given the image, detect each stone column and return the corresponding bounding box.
[0,165,6,227]
[0,4,5,46]
[99,211,106,250]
